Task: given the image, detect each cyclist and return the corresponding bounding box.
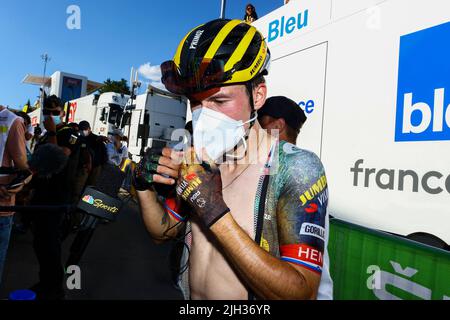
[134,19,333,300]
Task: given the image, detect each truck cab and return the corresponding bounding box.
[93,92,130,136]
[67,92,130,136]
[122,85,187,162]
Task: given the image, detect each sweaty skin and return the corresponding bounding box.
[188,123,270,299]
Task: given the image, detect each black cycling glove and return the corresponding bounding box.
[133,148,163,191]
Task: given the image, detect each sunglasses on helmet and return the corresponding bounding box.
[161,58,235,95]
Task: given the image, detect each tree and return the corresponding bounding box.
[98,78,130,95]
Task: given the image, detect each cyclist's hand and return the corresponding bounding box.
[176,148,230,228]
[133,147,183,191]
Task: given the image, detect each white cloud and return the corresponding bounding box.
[137,63,169,92]
[150,81,167,91]
[138,62,162,82]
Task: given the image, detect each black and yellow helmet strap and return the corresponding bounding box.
[245,82,255,112]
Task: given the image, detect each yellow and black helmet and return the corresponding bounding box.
[161,19,270,95]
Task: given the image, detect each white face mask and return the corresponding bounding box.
[192,107,257,161]
[82,130,89,137]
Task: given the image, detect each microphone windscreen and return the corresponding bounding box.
[29,143,69,178]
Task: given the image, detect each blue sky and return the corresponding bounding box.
[0,0,282,109]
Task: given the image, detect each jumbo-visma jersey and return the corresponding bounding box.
[257,141,333,300]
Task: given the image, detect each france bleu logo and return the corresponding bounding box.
[395,21,450,142]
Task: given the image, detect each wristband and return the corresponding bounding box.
[162,197,186,222]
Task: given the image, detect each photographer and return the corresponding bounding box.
[78,121,108,187]
[28,95,81,300]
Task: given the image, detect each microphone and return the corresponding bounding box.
[28,143,69,178]
[1,144,69,190]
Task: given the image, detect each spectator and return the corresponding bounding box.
[15,111,33,161]
[0,104,28,286]
[94,129,127,200]
[15,111,33,142]
[11,112,34,234]
[68,122,80,133]
[244,3,258,23]
[258,96,307,144]
[28,95,82,300]
[71,121,93,204]
[106,130,128,168]
[78,121,108,186]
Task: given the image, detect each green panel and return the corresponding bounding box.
[328,219,450,300]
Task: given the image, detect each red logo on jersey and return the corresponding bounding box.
[305,203,318,213]
[280,244,323,273]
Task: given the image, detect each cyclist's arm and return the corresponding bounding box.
[211,213,318,299]
[138,189,185,243]
[275,159,328,300]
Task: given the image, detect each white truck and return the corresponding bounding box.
[28,91,130,137]
[67,92,130,136]
[121,85,188,162]
[254,0,450,247]
[252,0,450,300]
[28,84,187,163]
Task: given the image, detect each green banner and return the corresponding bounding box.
[328,218,450,300]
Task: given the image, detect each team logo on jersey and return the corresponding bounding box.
[299,175,327,206]
[260,236,270,252]
[280,243,323,274]
[305,203,318,213]
[300,223,325,241]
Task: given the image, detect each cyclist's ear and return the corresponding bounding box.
[252,82,267,111]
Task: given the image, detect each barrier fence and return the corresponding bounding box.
[328,218,450,300]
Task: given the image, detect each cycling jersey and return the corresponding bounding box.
[178,140,333,300]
